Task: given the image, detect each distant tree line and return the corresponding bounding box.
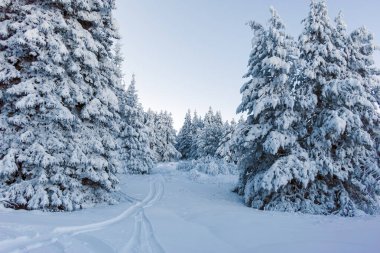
[176,107,240,163]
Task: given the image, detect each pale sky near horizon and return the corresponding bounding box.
[114,0,380,130]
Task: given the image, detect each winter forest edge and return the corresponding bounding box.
[0,0,379,220]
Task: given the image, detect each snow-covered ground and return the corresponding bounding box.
[0,163,379,253]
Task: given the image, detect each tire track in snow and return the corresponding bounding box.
[0,175,165,253]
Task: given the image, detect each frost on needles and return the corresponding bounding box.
[235,2,380,216]
[0,0,123,211]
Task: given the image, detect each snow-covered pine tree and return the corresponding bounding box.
[296,0,379,215]
[197,108,224,158]
[156,111,181,162]
[333,12,349,77]
[119,75,154,174]
[0,0,121,211]
[189,111,203,159]
[145,110,180,162]
[216,119,237,163]
[143,109,158,157]
[195,108,213,158]
[234,7,311,214]
[349,26,380,105]
[176,110,193,160]
[113,42,125,85]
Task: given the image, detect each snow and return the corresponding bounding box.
[1,163,379,253]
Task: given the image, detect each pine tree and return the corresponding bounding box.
[296,1,380,215]
[157,111,181,162]
[189,111,203,159]
[176,110,193,160]
[145,110,180,162]
[119,75,154,174]
[0,0,121,210]
[234,7,312,214]
[333,12,349,77]
[216,119,238,163]
[235,0,380,216]
[144,109,158,156]
[114,42,125,81]
[349,26,380,104]
[197,108,224,158]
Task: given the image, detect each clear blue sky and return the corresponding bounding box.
[114,0,380,130]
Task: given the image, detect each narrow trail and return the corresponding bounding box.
[121,175,166,253]
[0,175,165,253]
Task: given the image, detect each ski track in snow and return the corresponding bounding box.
[121,179,165,253]
[0,175,165,253]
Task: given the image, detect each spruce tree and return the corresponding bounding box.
[235,0,380,216]
[156,111,181,162]
[216,119,237,163]
[144,109,158,157]
[189,111,203,159]
[176,110,193,160]
[298,0,380,215]
[0,0,121,210]
[145,110,180,162]
[119,75,154,174]
[349,26,380,104]
[235,7,312,214]
[197,108,224,158]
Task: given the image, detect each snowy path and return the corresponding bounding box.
[122,209,165,253]
[121,175,166,253]
[0,175,165,253]
[0,163,380,253]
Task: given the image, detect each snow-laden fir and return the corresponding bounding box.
[118,75,154,174]
[0,0,186,212]
[215,118,239,164]
[196,108,224,158]
[0,0,122,211]
[176,107,236,162]
[145,110,180,163]
[234,1,380,216]
[175,110,193,160]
